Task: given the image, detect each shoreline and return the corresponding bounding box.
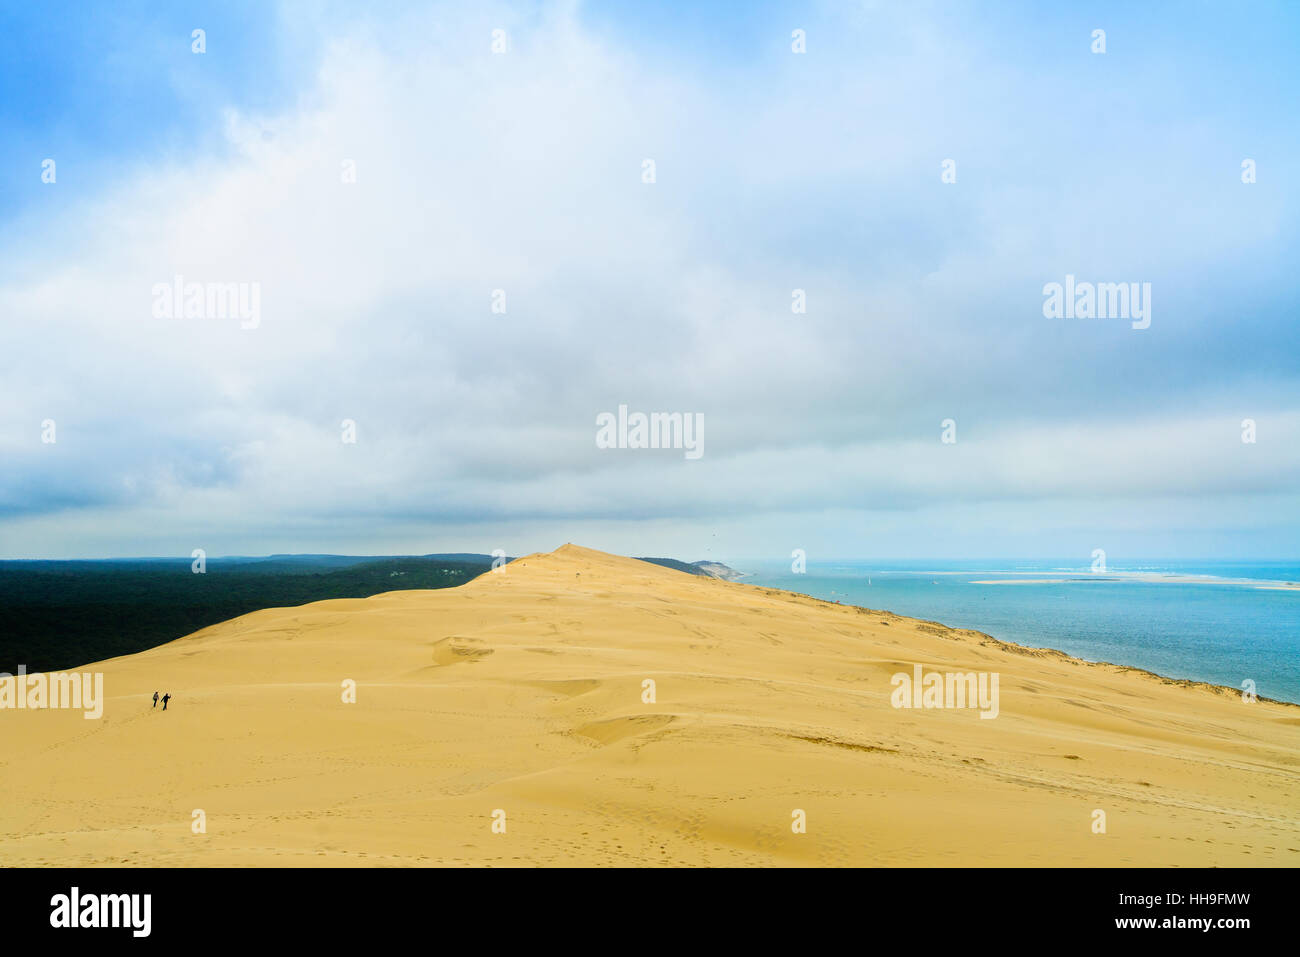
[730,574,1300,708]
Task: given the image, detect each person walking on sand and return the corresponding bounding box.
[152,691,159,709]
[161,693,171,711]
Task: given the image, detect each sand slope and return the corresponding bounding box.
[3,544,1297,867]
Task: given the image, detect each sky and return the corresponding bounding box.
[1,0,1298,562]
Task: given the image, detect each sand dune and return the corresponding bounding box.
[3,544,1297,867]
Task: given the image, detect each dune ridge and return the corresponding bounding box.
[2,543,1297,866]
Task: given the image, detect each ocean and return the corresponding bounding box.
[742,559,1300,705]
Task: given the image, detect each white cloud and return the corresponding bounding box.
[1,1,1297,558]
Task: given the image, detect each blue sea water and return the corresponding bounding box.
[741,560,1300,704]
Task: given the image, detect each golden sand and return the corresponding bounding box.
[3,544,1297,866]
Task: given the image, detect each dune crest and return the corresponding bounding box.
[3,545,1297,866]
